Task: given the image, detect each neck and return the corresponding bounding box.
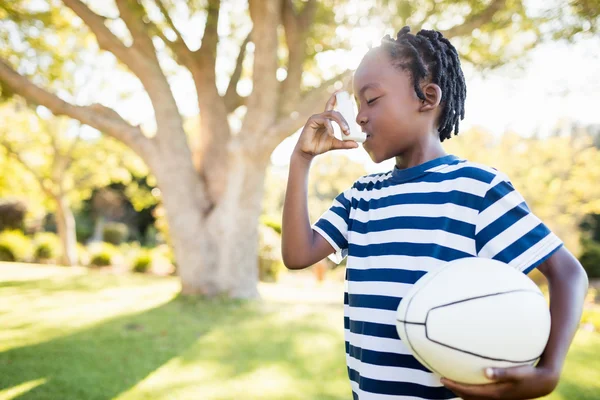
[395,133,447,170]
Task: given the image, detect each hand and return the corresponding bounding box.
[440,365,559,400]
[294,91,358,160]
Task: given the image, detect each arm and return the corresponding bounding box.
[535,246,589,382]
[281,91,358,270]
[442,247,589,399]
[281,151,336,269]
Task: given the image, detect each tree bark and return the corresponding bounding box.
[53,194,78,266]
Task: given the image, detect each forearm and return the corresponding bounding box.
[538,248,589,377]
[281,150,316,269]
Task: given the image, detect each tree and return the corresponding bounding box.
[0,0,595,297]
[0,103,145,265]
[445,127,600,254]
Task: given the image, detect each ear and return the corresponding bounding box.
[419,83,442,112]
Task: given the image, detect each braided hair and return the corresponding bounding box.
[380,26,466,141]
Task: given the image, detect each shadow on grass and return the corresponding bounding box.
[0,274,349,400]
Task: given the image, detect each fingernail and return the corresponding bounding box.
[485,368,494,378]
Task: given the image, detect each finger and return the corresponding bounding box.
[325,119,334,138]
[324,91,340,112]
[486,365,536,382]
[323,110,350,135]
[330,138,358,150]
[441,378,512,398]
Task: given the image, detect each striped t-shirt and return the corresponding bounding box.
[312,154,562,400]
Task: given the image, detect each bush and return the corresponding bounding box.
[90,252,113,267]
[77,243,90,266]
[258,225,285,282]
[0,200,26,232]
[132,250,152,273]
[33,232,61,262]
[580,242,600,279]
[103,222,129,245]
[88,242,117,267]
[0,230,33,262]
[260,215,282,235]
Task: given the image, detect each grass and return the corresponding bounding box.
[0,263,598,400]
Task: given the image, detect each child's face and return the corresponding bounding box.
[353,47,433,163]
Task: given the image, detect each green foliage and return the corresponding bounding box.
[258,225,285,282]
[33,232,60,262]
[90,252,112,267]
[445,128,600,254]
[88,243,117,267]
[580,214,600,243]
[260,215,282,235]
[0,229,32,262]
[580,241,600,279]
[74,213,94,243]
[132,250,152,273]
[0,199,26,232]
[103,222,129,245]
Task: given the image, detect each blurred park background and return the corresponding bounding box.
[0,0,599,399]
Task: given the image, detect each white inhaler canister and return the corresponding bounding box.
[335,91,366,143]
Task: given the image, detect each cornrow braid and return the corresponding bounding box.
[380,26,466,141]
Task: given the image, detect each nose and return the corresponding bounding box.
[357,110,368,126]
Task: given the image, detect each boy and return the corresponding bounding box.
[281,27,588,400]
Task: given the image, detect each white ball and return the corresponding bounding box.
[395,257,551,384]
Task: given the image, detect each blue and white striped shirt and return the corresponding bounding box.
[312,155,562,400]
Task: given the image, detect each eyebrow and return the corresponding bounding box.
[358,82,382,98]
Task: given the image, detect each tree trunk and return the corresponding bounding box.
[53,194,78,266]
[205,142,269,298]
[151,137,269,298]
[90,215,105,243]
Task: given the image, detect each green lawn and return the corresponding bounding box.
[0,263,598,400]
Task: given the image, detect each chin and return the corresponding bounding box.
[366,149,389,164]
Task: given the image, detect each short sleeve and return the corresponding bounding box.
[312,186,353,264]
[475,174,563,274]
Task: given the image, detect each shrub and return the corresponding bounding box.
[258,225,285,282]
[260,215,282,235]
[88,242,117,267]
[33,232,61,262]
[0,200,26,232]
[90,252,112,267]
[132,250,152,273]
[579,242,600,279]
[77,243,90,266]
[0,230,33,262]
[103,222,129,245]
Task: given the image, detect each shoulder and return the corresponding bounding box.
[440,158,506,186]
[351,170,394,191]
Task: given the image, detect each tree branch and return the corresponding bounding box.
[154,0,186,43]
[267,69,353,144]
[442,0,507,38]
[0,58,151,157]
[62,0,139,70]
[0,138,54,196]
[64,0,183,137]
[224,30,252,112]
[279,0,315,117]
[243,0,280,133]
[195,0,221,72]
[115,0,158,60]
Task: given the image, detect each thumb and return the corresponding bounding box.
[331,139,359,150]
[486,365,535,382]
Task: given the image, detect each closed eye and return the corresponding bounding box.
[367,96,380,105]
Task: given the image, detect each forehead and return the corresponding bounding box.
[352,47,410,95]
